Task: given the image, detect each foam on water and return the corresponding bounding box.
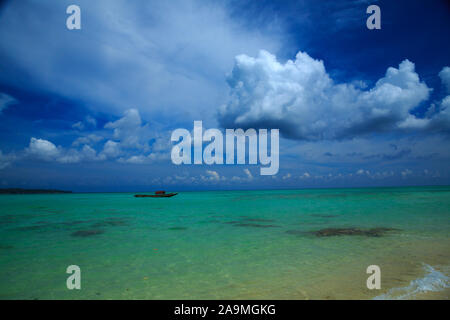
[374,264,450,300]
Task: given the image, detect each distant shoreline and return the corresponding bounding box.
[0,188,72,194]
[0,184,449,194]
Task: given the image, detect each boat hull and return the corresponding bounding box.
[134,193,178,198]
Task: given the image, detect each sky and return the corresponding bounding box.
[0,0,449,192]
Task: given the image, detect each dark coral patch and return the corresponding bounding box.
[223,221,241,225]
[167,226,188,231]
[241,217,276,223]
[71,229,104,237]
[312,227,400,237]
[11,225,45,231]
[61,220,90,226]
[312,214,338,218]
[0,215,15,225]
[221,219,279,228]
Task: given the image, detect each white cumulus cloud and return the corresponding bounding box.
[27,137,60,160]
[219,50,437,140]
[205,170,220,181]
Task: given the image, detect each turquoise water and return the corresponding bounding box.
[0,186,449,299]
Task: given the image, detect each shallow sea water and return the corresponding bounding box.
[0,186,449,299]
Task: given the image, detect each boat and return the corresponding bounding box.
[134,190,178,198]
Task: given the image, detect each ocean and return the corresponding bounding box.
[0,186,449,299]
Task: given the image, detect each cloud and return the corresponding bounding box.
[79,145,100,161]
[72,122,85,130]
[439,67,450,93]
[282,173,291,180]
[356,169,369,175]
[15,108,170,166]
[0,0,282,123]
[0,150,15,169]
[104,108,150,150]
[401,169,412,178]
[72,134,104,147]
[26,137,104,163]
[85,115,97,127]
[27,137,60,160]
[72,115,97,131]
[218,50,441,140]
[100,108,171,162]
[0,93,17,113]
[56,145,103,163]
[243,168,253,180]
[300,172,310,179]
[280,132,450,177]
[204,170,221,181]
[421,67,450,132]
[229,169,254,182]
[101,140,121,158]
[118,155,147,164]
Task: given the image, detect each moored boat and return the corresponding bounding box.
[134,191,178,198]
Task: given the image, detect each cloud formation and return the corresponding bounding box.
[219,50,450,140]
[0,93,16,113]
[0,150,15,169]
[26,138,60,161]
[0,109,170,168]
[0,0,282,123]
[104,108,150,150]
[439,67,450,93]
[25,137,103,164]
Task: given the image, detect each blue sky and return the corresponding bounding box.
[0,0,449,191]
